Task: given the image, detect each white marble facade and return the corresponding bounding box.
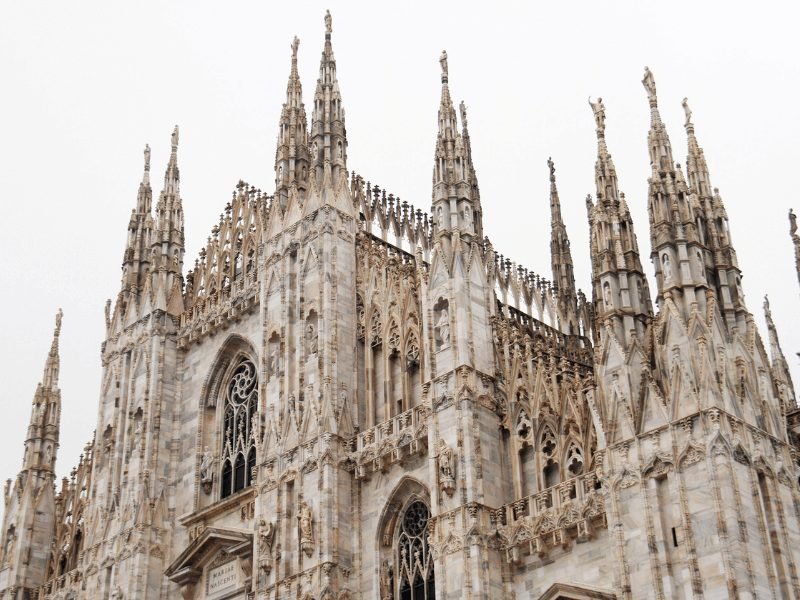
[3,12,800,600]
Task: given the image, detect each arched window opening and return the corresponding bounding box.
[397,501,435,600]
[544,459,560,490]
[220,358,258,499]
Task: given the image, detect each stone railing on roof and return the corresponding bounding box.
[351,172,433,254]
[495,472,607,564]
[177,181,268,346]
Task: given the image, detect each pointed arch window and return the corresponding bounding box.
[221,358,258,499]
[397,501,435,600]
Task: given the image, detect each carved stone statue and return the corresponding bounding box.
[435,307,450,349]
[298,500,314,556]
[438,439,455,496]
[790,209,797,236]
[200,447,213,491]
[642,67,657,102]
[269,343,280,375]
[291,36,299,56]
[380,560,393,600]
[588,97,605,131]
[439,50,448,77]
[4,529,15,563]
[661,253,672,281]
[306,323,318,354]
[110,586,124,600]
[324,10,332,34]
[682,97,692,126]
[171,125,179,148]
[144,144,151,171]
[258,519,275,556]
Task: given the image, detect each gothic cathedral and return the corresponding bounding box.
[3,12,800,600]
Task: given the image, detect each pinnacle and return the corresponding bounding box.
[42,308,63,390]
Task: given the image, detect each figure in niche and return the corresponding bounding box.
[306,322,318,354]
[661,253,672,282]
[258,519,275,556]
[298,500,314,556]
[603,282,612,308]
[436,206,444,229]
[44,444,52,465]
[200,447,213,484]
[380,560,393,600]
[268,338,280,378]
[4,527,15,563]
[435,304,450,350]
[464,206,473,231]
[438,439,456,496]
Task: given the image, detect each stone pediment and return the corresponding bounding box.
[538,582,616,599]
[165,527,253,597]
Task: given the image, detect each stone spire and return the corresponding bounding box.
[586,98,652,346]
[548,157,577,333]
[642,67,675,174]
[151,126,185,315]
[25,309,64,473]
[642,70,718,324]
[679,98,745,332]
[431,51,482,247]
[275,36,310,210]
[119,145,156,304]
[763,295,796,412]
[310,10,347,185]
[0,313,62,595]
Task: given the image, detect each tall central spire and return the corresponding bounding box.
[310,10,347,185]
[275,36,309,209]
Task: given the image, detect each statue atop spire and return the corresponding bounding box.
[171,125,179,149]
[548,156,555,182]
[325,9,332,34]
[642,66,657,104]
[144,144,151,173]
[681,97,692,128]
[440,50,448,81]
[790,209,800,290]
[588,96,606,135]
[292,35,299,57]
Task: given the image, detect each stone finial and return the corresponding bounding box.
[324,9,332,34]
[642,67,657,104]
[548,157,555,182]
[439,50,448,80]
[291,35,299,58]
[144,144,151,172]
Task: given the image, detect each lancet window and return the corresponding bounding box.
[396,500,435,600]
[221,358,258,498]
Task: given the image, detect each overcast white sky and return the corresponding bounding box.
[1,1,799,484]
